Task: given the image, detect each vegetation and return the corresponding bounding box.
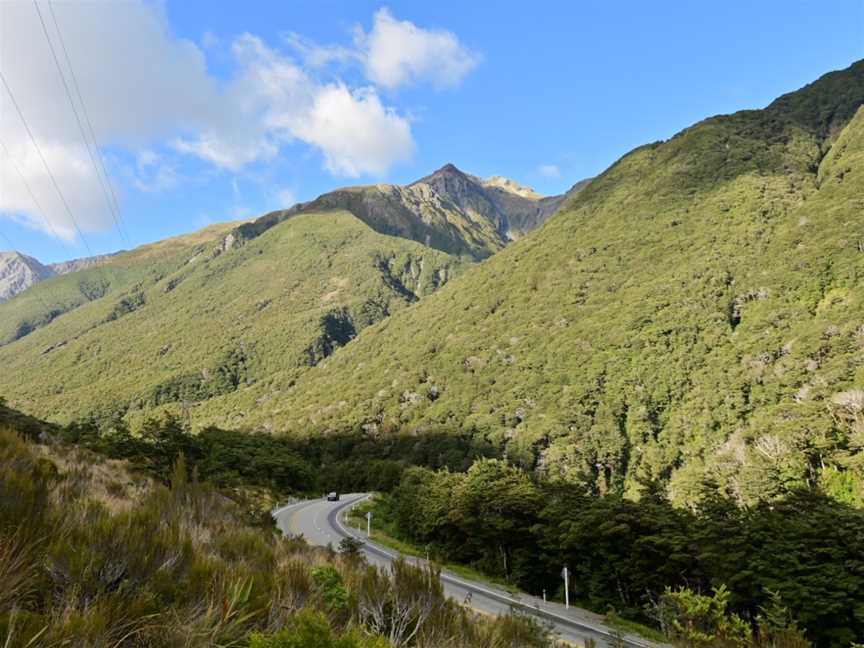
[5,62,864,510]
[0,418,556,647]
[201,60,864,508]
[28,404,493,495]
[3,58,864,648]
[0,222,238,346]
[0,211,463,427]
[5,403,856,646]
[380,458,861,647]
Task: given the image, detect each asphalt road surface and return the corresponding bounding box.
[273,493,668,648]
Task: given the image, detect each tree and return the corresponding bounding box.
[448,459,540,580]
[654,585,751,648]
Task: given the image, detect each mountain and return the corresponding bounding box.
[4,61,864,511]
[224,164,584,261]
[0,252,54,302]
[0,211,463,425]
[0,162,571,424]
[202,60,864,507]
[0,250,117,303]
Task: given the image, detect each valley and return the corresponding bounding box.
[1,9,864,645]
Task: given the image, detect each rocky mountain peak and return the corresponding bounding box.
[0,252,54,303]
[411,163,476,195]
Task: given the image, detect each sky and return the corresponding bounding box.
[0,1,862,263]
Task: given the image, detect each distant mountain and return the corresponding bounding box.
[0,252,54,303]
[224,164,588,260]
[0,162,575,430]
[7,53,864,517]
[0,251,117,303]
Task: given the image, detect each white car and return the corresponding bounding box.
[326,492,340,502]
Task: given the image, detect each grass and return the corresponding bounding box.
[604,612,668,643]
[0,423,556,647]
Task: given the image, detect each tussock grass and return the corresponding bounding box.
[0,426,558,647]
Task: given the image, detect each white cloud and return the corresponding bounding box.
[285,9,480,91]
[0,3,470,241]
[282,32,359,69]
[289,84,413,176]
[358,9,480,90]
[538,164,561,179]
[172,134,279,172]
[0,139,108,241]
[0,0,217,238]
[175,34,412,177]
[131,149,182,193]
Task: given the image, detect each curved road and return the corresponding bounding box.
[274,494,667,648]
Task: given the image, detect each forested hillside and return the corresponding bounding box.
[0,212,463,426]
[241,60,864,507]
[0,222,239,346]
[379,459,862,646]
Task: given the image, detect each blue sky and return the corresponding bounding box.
[1,0,862,263]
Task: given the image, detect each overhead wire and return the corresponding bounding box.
[0,138,72,247]
[0,70,98,256]
[0,69,116,321]
[32,0,131,248]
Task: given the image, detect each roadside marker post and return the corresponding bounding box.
[562,566,569,609]
[366,511,372,537]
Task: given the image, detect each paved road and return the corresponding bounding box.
[274,493,668,648]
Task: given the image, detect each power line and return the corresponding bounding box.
[0,139,70,246]
[46,0,130,246]
[0,69,98,257]
[33,0,131,248]
[0,69,116,296]
[0,144,93,346]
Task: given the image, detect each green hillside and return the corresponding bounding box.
[236,61,864,506]
[0,211,463,427]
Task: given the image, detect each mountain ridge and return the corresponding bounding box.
[0,252,53,303]
[224,164,587,260]
[0,210,464,425]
